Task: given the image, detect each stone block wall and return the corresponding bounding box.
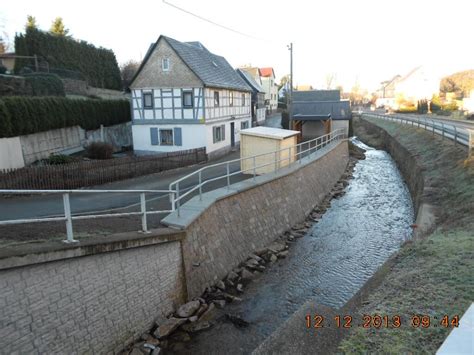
[182,142,349,298]
[0,239,186,354]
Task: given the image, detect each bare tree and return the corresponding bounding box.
[325,73,337,90]
[120,60,140,89]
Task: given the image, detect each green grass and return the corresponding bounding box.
[340,118,474,353]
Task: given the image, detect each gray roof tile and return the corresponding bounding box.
[293,90,341,101]
[236,69,264,93]
[293,101,351,120]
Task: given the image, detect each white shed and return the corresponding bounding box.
[240,127,300,175]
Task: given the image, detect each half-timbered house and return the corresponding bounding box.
[129,35,252,159]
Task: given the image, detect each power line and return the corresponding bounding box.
[162,0,268,42]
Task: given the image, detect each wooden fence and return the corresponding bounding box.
[0,148,206,189]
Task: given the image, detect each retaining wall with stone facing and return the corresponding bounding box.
[164,140,349,299]
[0,140,348,353]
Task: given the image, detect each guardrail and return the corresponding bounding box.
[362,113,470,147]
[0,189,175,243]
[169,129,346,216]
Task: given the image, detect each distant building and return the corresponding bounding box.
[292,90,351,139]
[129,35,252,159]
[237,68,266,126]
[259,67,279,113]
[294,84,313,91]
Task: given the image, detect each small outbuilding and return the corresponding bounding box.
[240,126,300,175]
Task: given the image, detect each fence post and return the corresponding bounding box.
[431,120,435,135]
[176,182,181,217]
[227,162,230,188]
[62,193,77,243]
[441,122,445,140]
[140,192,148,233]
[453,126,457,145]
[199,171,203,200]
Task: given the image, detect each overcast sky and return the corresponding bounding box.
[1,0,473,92]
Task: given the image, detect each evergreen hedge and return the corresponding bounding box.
[0,97,130,138]
[24,73,65,96]
[14,29,122,90]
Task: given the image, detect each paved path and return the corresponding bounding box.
[0,151,244,221]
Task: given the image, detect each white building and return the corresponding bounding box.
[129,35,252,159]
[259,67,279,113]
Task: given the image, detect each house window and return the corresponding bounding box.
[183,91,193,108]
[241,121,249,130]
[162,58,170,71]
[143,92,153,109]
[214,91,220,107]
[242,93,245,106]
[160,129,173,145]
[229,91,234,106]
[213,124,226,143]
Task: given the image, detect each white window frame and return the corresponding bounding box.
[214,91,220,107]
[162,58,170,71]
[213,124,225,143]
[159,129,173,145]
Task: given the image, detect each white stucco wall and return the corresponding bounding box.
[132,124,206,153]
[0,137,25,169]
[205,117,252,154]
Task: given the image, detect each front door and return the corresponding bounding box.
[230,122,235,147]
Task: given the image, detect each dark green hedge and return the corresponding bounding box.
[0,97,130,138]
[24,73,65,96]
[14,29,122,90]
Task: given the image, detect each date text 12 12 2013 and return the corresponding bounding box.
[305,314,460,329]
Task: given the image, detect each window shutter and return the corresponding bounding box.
[174,127,182,146]
[221,125,225,140]
[150,127,159,145]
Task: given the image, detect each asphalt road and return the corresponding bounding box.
[0,150,245,221]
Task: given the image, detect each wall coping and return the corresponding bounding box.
[162,139,346,230]
[0,227,184,271]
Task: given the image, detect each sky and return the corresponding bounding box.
[1,0,473,92]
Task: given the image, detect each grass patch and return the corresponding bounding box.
[341,118,474,353]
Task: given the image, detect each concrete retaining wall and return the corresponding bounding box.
[0,137,25,169]
[0,231,186,354]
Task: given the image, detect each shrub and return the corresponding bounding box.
[23,73,65,96]
[0,65,7,74]
[14,29,122,90]
[47,154,73,165]
[0,97,130,138]
[86,142,114,160]
[395,107,418,113]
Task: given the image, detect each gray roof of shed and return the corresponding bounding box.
[236,69,264,93]
[293,90,341,102]
[292,100,351,120]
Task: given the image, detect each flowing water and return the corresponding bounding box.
[174,139,414,354]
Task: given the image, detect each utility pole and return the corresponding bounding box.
[288,43,293,130]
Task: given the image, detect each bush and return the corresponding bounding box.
[86,142,114,159]
[0,97,130,138]
[0,65,7,74]
[14,29,122,90]
[47,154,73,165]
[395,107,418,113]
[23,73,65,96]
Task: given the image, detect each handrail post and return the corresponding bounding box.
[226,162,230,188]
[140,192,148,233]
[198,171,202,201]
[453,126,457,145]
[62,193,76,243]
[431,120,435,135]
[176,182,181,217]
[441,122,445,140]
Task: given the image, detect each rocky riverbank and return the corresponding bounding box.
[120,142,366,355]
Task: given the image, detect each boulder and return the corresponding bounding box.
[278,251,289,258]
[270,254,278,263]
[240,268,254,281]
[170,330,191,342]
[249,253,263,262]
[268,242,286,254]
[246,259,260,268]
[153,318,186,338]
[198,303,217,322]
[176,300,201,318]
[216,280,226,291]
[213,300,226,309]
[181,321,212,333]
[227,271,239,281]
[195,303,208,317]
[236,283,244,293]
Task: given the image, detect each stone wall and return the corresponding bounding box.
[181,142,349,298]
[0,232,186,354]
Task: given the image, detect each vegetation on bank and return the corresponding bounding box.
[0,97,130,137]
[340,118,474,353]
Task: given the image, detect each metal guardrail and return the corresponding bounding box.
[169,129,346,216]
[362,113,470,147]
[0,190,176,243]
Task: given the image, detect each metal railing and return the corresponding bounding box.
[0,189,175,243]
[169,129,346,215]
[362,112,471,147]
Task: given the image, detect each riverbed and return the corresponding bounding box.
[173,139,414,354]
